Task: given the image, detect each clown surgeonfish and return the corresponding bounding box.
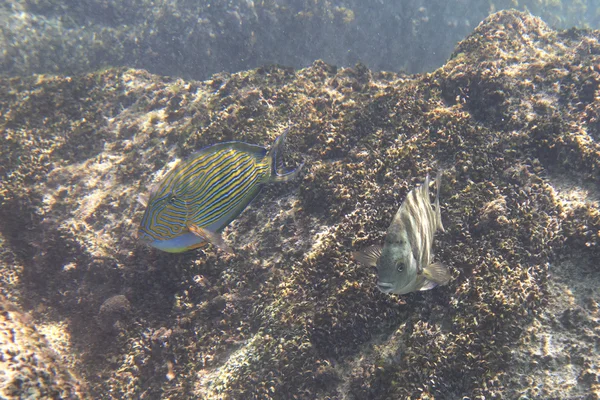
[138,129,303,253]
[354,172,450,294]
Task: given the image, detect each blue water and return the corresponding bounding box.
[1,0,598,79]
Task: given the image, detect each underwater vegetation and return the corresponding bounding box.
[0,9,600,400]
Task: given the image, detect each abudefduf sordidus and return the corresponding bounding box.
[138,130,303,253]
[354,172,450,294]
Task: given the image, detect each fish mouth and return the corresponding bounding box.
[376,281,394,293]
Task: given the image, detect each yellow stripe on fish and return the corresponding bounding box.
[138,130,303,253]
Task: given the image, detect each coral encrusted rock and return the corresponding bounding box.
[0,298,88,399]
[0,9,599,400]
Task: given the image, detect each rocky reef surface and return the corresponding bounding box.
[1,9,599,399]
[0,1,596,79]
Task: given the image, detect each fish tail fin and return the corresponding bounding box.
[434,170,445,232]
[268,128,304,182]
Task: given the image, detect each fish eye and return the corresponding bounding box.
[396,261,404,272]
[168,195,177,204]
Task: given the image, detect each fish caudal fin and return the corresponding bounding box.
[268,128,304,182]
[353,245,383,267]
[422,261,450,286]
[434,170,445,232]
[188,224,233,254]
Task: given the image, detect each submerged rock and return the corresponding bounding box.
[97,294,132,332]
[0,9,599,399]
[0,298,88,399]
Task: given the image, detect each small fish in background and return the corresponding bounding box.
[354,172,450,294]
[138,129,303,253]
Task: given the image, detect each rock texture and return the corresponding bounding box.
[0,298,87,399]
[0,9,599,399]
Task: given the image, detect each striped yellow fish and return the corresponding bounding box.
[138,130,302,253]
[354,172,450,294]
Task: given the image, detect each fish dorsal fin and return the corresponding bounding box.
[422,173,431,198]
[434,170,444,232]
[224,141,268,159]
[422,261,450,285]
[188,224,233,254]
[190,141,268,164]
[353,245,382,267]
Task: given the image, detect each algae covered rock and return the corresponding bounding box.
[0,9,599,400]
[0,298,88,399]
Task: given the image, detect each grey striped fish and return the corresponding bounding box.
[138,130,302,253]
[354,172,450,294]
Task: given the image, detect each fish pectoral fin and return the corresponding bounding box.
[419,279,438,291]
[352,245,383,267]
[188,224,233,254]
[422,261,450,285]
